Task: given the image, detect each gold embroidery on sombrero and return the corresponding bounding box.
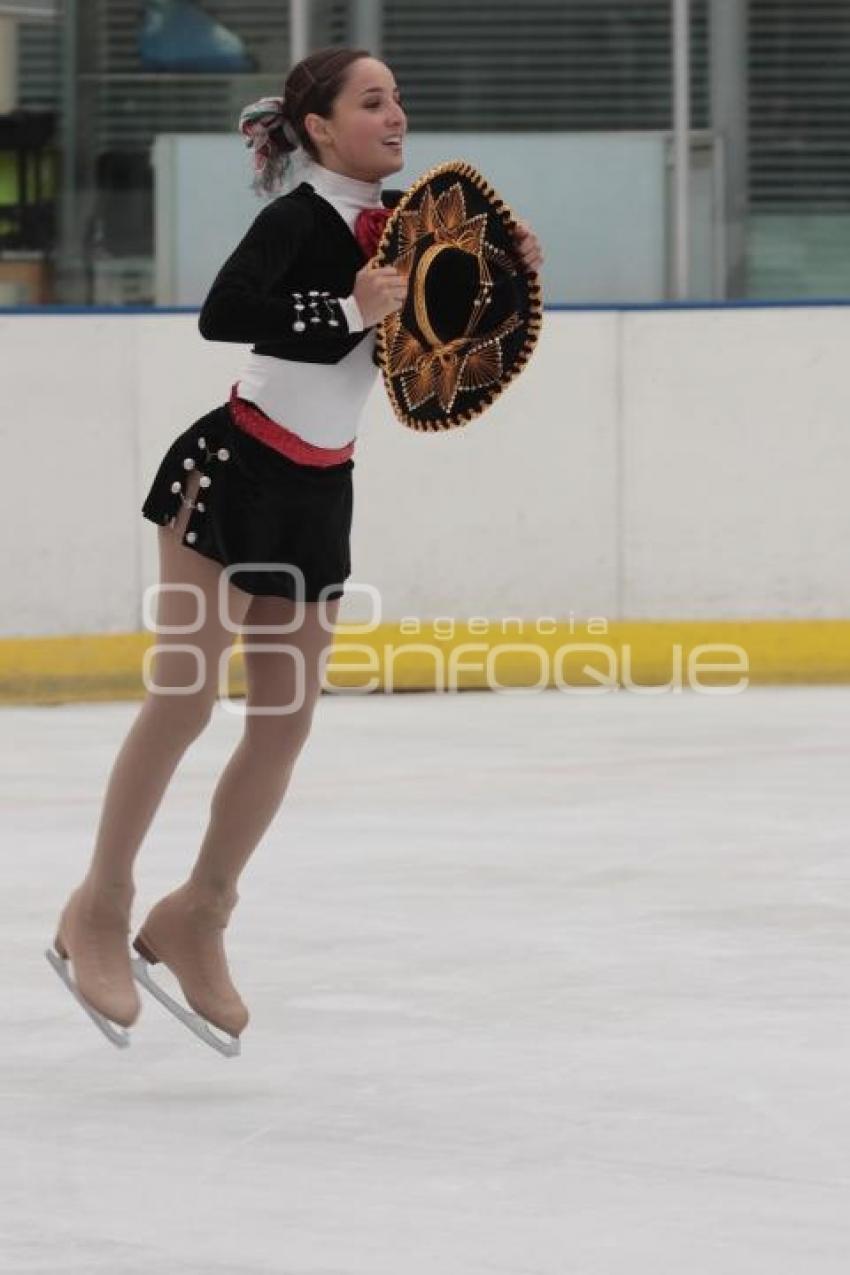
[385,179,525,415]
[413,244,455,345]
[393,183,489,281]
[435,181,466,232]
[403,342,466,413]
[384,310,421,374]
[376,158,544,430]
[396,312,524,415]
[461,340,502,390]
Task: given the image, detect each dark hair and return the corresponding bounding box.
[239,46,372,196]
[284,45,372,159]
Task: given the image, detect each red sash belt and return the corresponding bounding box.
[228,383,355,467]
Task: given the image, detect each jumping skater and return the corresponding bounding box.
[45,44,544,1055]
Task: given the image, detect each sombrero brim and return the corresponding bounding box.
[373,158,543,432]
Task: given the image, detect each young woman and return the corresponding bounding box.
[47,45,544,1054]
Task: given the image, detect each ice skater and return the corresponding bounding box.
[45,44,544,1055]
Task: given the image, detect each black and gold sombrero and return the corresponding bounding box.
[373,159,543,432]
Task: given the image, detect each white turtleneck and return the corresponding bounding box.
[300,157,384,237]
[234,156,387,451]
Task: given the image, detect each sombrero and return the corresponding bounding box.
[373,159,543,432]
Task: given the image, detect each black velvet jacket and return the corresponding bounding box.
[197,180,405,365]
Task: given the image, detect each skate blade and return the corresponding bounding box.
[44,947,132,1049]
[130,955,241,1057]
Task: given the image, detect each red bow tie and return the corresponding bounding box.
[354,206,393,259]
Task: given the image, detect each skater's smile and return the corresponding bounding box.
[302,56,407,185]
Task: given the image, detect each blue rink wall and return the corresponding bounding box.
[2,302,850,700]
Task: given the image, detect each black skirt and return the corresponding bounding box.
[141,401,354,601]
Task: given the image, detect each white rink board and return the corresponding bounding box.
[2,306,850,636]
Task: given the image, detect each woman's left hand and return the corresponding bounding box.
[511,219,544,273]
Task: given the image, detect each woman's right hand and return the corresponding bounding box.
[352,262,407,327]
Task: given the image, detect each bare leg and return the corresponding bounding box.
[129,592,341,1044]
[50,474,255,1032]
[80,469,254,906]
[184,592,342,903]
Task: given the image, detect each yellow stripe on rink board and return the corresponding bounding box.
[1,620,850,704]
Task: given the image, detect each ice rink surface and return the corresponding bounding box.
[3,683,850,1274]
